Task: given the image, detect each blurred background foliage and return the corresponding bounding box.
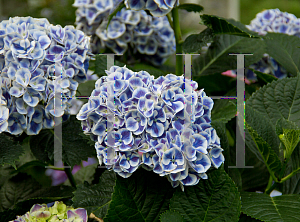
[1,0,300,37]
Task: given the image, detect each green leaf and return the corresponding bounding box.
[76,80,96,102]
[211,99,237,124]
[246,76,300,128]
[72,170,116,219]
[245,122,282,180]
[265,33,300,76]
[275,119,300,194]
[282,143,300,194]
[0,173,74,211]
[106,2,125,29]
[64,163,98,186]
[95,54,107,77]
[192,34,265,76]
[200,14,259,38]
[29,115,96,167]
[0,133,25,169]
[160,210,184,222]
[104,168,175,222]
[245,106,280,163]
[169,168,241,222]
[240,146,269,191]
[279,128,300,160]
[129,63,166,78]
[250,69,278,84]
[0,174,41,211]
[193,72,236,94]
[182,28,215,54]
[241,192,300,222]
[177,3,203,13]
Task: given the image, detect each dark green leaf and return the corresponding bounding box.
[0,173,74,211]
[245,106,280,163]
[129,63,166,78]
[160,210,184,222]
[250,69,278,84]
[192,34,265,76]
[246,76,300,128]
[30,116,96,167]
[0,174,41,211]
[0,133,25,169]
[169,168,241,222]
[182,28,215,53]
[265,33,300,76]
[211,99,237,124]
[193,72,236,95]
[245,122,282,179]
[104,168,175,222]
[178,3,203,13]
[200,14,259,38]
[76,80,96,100]
[95,54,107,77]
[72,170,116,219]
[241,192,300,222]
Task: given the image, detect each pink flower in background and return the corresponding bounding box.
[45,157,97,186]
[221,70,252,85]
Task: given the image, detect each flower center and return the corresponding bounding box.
[127,157,130,161]
[170,98,174,102]
[136,117,140,122]
[119,139,122,143]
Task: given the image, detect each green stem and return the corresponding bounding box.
[172,6,183,76]
[265,182,278,195]
[64,164,77,189]
[280,167,300,183]
[265,176,273,193]
[47,166,65,171]
[166,13,173,29]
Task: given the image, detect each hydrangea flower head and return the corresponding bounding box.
[73,0,175,66]
[0,16,92,136]
[10,201,87,222]
[229,9,300,81]
[77,65,225,189]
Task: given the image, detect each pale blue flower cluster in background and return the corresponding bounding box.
[73,0,175,66]
[232,9,300,81]
[77,65,225,189]
[0,16,92,136]
[125,0,179,17]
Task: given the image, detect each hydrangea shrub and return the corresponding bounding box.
[10,201,87,222]
[73,0,175,65]
[0,16,92,135]
[76,65,225,189]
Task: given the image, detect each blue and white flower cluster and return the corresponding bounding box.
[246,8,300,36]
[125,0,179,17]
[237,9,300,80]
[73,0,175,66]
[77,65,225,189]
[0,16,91,135]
